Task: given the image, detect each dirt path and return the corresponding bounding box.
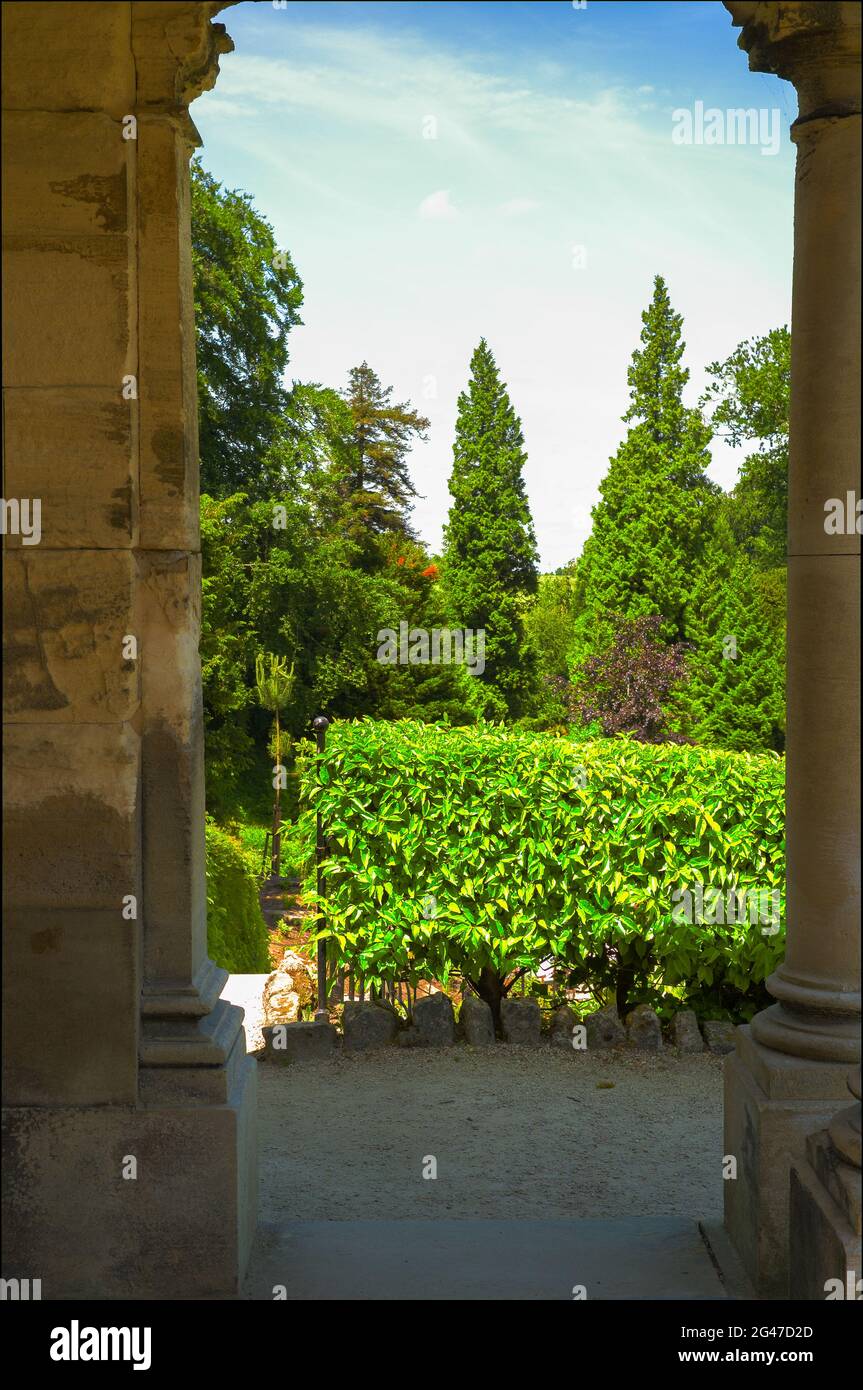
[223,976,725,1224]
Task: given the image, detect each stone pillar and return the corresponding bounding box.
[722,1,861,1296]
[2,1,255,1299]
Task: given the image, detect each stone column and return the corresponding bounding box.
[2,1,254,1299]
[722,1,861,1296]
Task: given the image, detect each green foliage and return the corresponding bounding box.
[681,543,786,753]
[200,493,475,819]
[191,160,304,499]
[700,326,790,570]
[235,821,311,882]
[524,566,579,683]
[255,653,295,714]
[299,721,785,1018]
[205,816,270,972]
[443,339,540,719]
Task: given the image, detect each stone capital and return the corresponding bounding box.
[131,1,236,142]
[724,2,862,122]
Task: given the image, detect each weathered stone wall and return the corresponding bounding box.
[2,1,254,1299]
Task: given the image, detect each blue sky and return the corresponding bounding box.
[195,0,796,569]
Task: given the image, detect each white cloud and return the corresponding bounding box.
[418,189,460,221]
[500,198,539,216]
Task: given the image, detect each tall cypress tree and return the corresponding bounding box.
[570,276,717,671]
[443,339,539,718]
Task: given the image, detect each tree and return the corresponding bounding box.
[572,614,690,742]
[443,339,540,718]
[700,326,790,570]
[674,327,790,749]
[200,491,475,820]
[521,563,580,728]
[191,159,304,497]
[680,524,786,753]
[525,564,579,683]
[570,276,717,671]
[334,363,430,544]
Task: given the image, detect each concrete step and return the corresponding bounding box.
[243,1217,747,1300]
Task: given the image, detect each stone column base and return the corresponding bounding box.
[1,1045,256,1300]
[790,1131,862,1300]
[724,1026,854,1297]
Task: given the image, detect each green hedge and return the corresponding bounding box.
[205,816,270,973]
[300,720,785,1017]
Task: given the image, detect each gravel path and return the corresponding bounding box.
[223,977,725,1225]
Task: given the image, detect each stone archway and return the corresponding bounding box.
[1,0,859,1299]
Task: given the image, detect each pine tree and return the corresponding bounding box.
[338,363,430,541]
[443,339,539,718]
[570,276,717,671]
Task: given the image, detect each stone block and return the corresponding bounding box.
[413,991,455,1046]
[501,997,541,1045]
[550,1004,577,1048]
[1,2,134,114]
[704,1021,737,1055]
[343,1002,399,1052]
[789,1131,862,1300]
[2,389,134,548]
[460,996,495,1046]
[724,1027,855,1297]
[671,1009,705,1052]
[3,723,139,909]
[585,1006,625,1049]
[625,1004,663,1050]
[2,234,132,388]
[1,1050,257,1300]
[2,111,129,237]
[3,549,139,723]
[2,907,138,1106]
[264,1021,338,1063]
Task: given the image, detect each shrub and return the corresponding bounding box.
[205,816,271,973]
[299,720,785,1024]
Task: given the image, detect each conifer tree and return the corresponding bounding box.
[443,339,539,718]
[339,363,430,541]
[680,543,785,752]
[570,276,717,671]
